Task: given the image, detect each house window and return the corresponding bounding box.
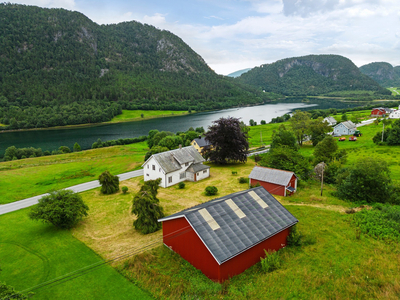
[203,170,207,174]
[146,174,149,177]
[159,168,161,172]
[168,176,172,183]
[180,172,186,179]
[197,173,199,176]
[147,165,149,169]
[152,165,155,171]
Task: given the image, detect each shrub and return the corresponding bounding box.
[28,190,89,229]
[231,171,238,175]
[238,177,248,184]
[73,142,81,152]
[178,182,185,189]
[98,170,120,194]
[122,186,128,194]
[286,225,303,247]
[260,250,282,273]
[59,146,71,153]
[205,186,218,196]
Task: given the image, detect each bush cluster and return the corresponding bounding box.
[260,250,282,273]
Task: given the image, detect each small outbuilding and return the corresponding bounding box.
[142,145,210,188]
[389,106,400,119]
[249,166,298,197]
[333,120,357,136]
[158,186,298,282]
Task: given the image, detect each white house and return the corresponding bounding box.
[142,145,210,188]
[323,116,337,126]
[389,105,400,119]
[333,120,357,136]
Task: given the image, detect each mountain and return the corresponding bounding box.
[359,62,400,87]
[227,68,252,78]
[0,4,274,130]
[235,54,389,96]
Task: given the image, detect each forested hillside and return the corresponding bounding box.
[359,62,400,87]
[235,54,389,96]
[0,4,275,130]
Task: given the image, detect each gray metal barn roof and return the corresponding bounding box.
[158,186,298,264]
[249,166,297,186]
[149,146,205,174]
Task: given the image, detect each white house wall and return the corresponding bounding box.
[196,169,209,181]
[389,111,400,119]
[143,157,166,187]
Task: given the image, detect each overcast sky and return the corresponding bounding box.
[13,0,400,75]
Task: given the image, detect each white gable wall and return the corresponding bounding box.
[143,156,167,187]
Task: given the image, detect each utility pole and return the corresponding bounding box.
[381,120,385,142]
[260,131,263,147]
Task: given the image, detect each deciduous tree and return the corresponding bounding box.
[28,190,89,229]
[204,117,249,164]
[289,111,311,146]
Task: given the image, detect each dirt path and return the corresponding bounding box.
[279,200,348,213]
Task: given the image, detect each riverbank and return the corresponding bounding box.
[0,110,191,133]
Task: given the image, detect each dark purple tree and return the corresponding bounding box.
[205,117,249,164]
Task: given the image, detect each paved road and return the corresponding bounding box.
[0,169,144,215]
[247,149,269,157]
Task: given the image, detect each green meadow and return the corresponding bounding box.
[109,109,190,123]
[0,208,152,300]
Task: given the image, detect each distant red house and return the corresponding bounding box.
[249,166,297,197]
[158,187,298,282]
[371,107,391,117]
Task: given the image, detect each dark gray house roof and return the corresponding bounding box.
[145,146,205,174]
[158,186,298,264]
[193,137,212,148]
[187,163,210,173]
[324,116,337,125]
[249,166,297,186]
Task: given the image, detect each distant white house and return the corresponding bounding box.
[323,116,337,126]
[333,120,357,136]
[389,105,400,119]
[142,145,210,188]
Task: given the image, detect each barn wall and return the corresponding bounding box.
[250,179,285,196]
[219,228,290,282]
[162,218,220,281]
[287,175,298,196]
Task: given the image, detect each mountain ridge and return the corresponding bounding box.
[359,62,400,87]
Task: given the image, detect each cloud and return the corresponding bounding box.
[204,15,224,20]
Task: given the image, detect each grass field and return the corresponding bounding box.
[0,142,148,204]
[388,87,400,96]
[118,204,400,299]
[0,208,152,300]
[109,110,190,123]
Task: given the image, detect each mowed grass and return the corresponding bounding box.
[0,142,148,204]
[109,110,190,123]
[72,161,256,260]
[0,208,152,300]
[118,205,400,299]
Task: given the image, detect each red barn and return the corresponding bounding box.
[371,107,391,117]
[158,186,298,282]
[249,166,298,197]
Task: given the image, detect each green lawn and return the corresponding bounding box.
[0,208,152,300]
[110,110,190,123]
[0,142,148,204]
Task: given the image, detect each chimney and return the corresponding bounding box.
[179,144,182,149]
[198,135,201,139]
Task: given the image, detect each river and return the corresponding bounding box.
[0,99,357,157]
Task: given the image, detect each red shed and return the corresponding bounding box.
[249,166,298,197]
[158,187,298,282]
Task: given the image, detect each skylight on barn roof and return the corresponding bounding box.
[248,190,269,209]
[225,199,246,219]
[199,208,220,230]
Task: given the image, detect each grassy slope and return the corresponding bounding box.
[0,142,148,204]
[0,208,152,300]
[109,110,190,123]
[388,87,400,96]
